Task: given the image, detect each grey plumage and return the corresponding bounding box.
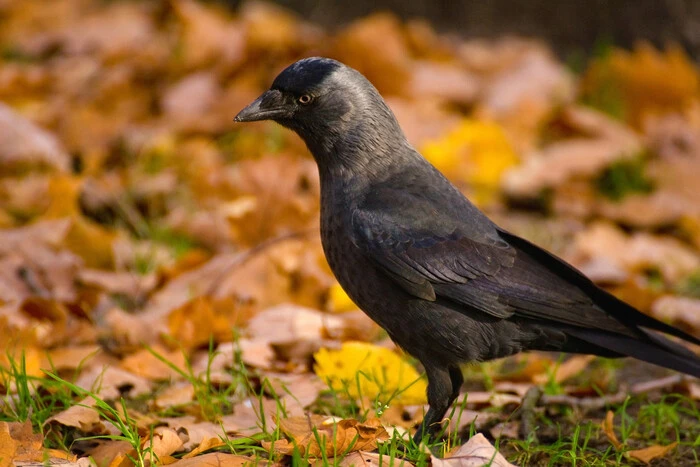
[235,57,700,443]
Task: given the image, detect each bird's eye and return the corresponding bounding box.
[298,94,313,105]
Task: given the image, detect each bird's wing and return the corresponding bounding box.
[350,185,518,318]
[350,184,627,330]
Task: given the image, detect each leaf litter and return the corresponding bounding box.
[0,0,699,465]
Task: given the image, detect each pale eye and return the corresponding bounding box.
[298,94,313,105]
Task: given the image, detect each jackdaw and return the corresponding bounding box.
[235,57,700,443]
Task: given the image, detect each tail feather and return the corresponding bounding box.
[565,328,700,378]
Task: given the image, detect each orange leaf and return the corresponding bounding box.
[627,442,678,464]
[264,416,389,458]
[601,410,622,450]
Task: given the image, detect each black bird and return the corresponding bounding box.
[235,57,700,443]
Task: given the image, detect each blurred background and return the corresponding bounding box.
[0,0,699,463]
[226,0,700,59]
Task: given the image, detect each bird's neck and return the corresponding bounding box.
[303,111,414,187]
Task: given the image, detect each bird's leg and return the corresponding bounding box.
[413,364,457,444]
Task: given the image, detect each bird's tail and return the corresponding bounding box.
[565,327,700,378]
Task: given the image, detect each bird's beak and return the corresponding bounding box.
[234,89,289,122]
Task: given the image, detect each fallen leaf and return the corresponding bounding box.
[141,427,184,463]
[652,296,700,332]
[168,452,261,467]
[45,397,103,433]
[533,355,595,385]
[336,451,414,466]
[314,341,427,405]
[181,437,226,459]
[333,13,411,96]
[5,420,47,463]
[431,433,516,466]
[489,421,520,439]
[120,346,187,381]
[0,422,18,467]
[167,296,251,351]
[75,365,153,400]
[153,381,195,410]
[583,43,698,127]
[264,416,389,458]
[601,410,622,450]
[627,442,678,464]
[0,102,70,174]
[171,0,245,70]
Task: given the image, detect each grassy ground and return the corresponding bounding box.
[2,349,698,466]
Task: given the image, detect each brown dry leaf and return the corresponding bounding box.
[431,433,516,467]
[387,98,460,149]
[141,427,184,463]
[161,72,221,132]
[223,397,281,437]
[267,373,325,417]
[503,106,642,198]
[409,61,479,106]
[333,13,411,96]
[246,304,343,345]
[627,442,678,464]
[42,345,101,371]
[75,365,153,400]
[45,397,103,433]
[77,269,158,299]
[120,346,187,381]
[181,437,226,459]
[241,1,310,54]
[462,392,522,408]
[336,451,415,467]
[532,355,595,385]
[571,222,700,284]
[0,102,70,174]
[171,0,245,71]
[161,416,230,451]
[652,296,700,333]
[449,410,502,435]
[0,218,79,303]
[224,155,320,247]
[5,420,47,462]
[601,410,622,450]
[480,47,574,124]
[0,422,18,467]
[490,421,520,439]
[168,452,261,467]
[264,416,389,458]
[153,381,195,410]
[141,251,247,320]
[166,296,250,351]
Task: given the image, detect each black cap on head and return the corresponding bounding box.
[271,57,342,95]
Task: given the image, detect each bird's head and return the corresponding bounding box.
[235,57,407,172]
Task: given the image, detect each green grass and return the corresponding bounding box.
[595,155,655,202]
[2,348,699,466]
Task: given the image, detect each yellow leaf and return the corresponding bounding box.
[583,43,699,127]
[314,341,427,405]
[63,217,115,269]
[42,175,81,218]
[627,442,678,464]
[421,119,518,204]
[329,283,358,312]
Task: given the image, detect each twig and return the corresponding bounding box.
[205,229,315,296]
[516,386,543,442]
[539,374,691,410]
